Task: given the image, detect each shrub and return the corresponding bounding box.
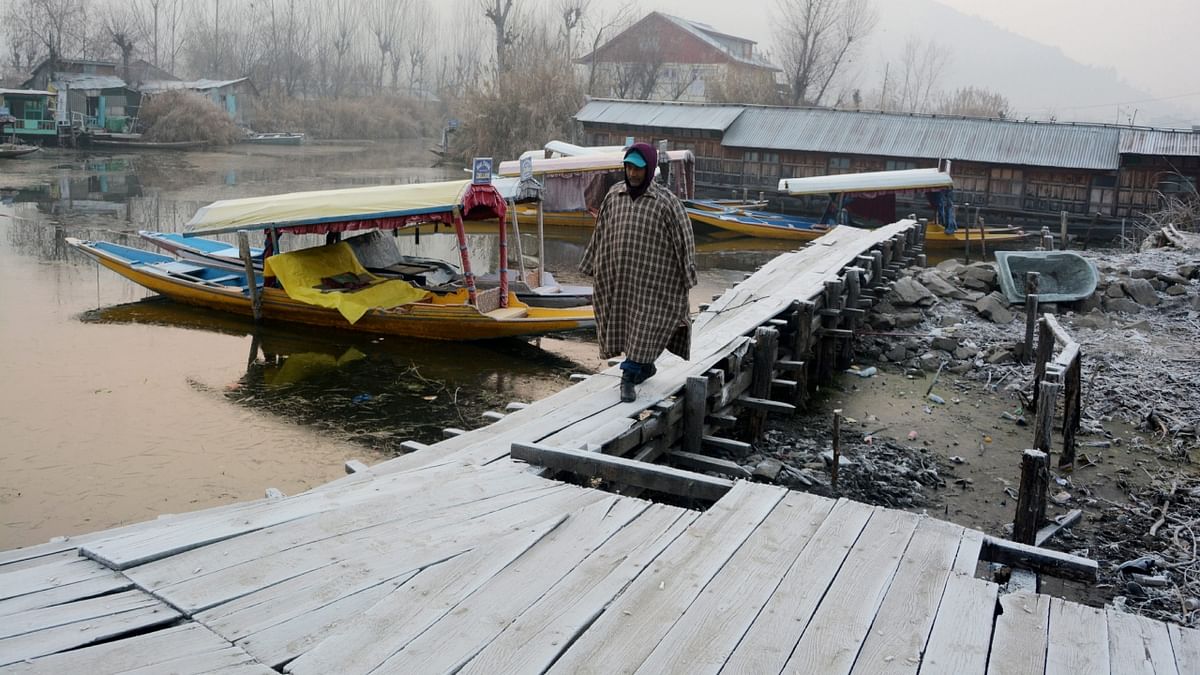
[243,95,438,140]
[139,90,244,145]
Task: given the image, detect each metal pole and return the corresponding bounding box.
[497,200,508,308]
[536,201,545,287]
[510,199,527,287]
[237,230,261,321]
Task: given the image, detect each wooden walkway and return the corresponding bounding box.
[2,222,1195,673]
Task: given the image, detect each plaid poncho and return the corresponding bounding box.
[579,180,697,363]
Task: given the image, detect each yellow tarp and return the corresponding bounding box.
[187,179,474,235]
[263,242,430,324]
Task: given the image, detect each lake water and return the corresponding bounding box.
[0,140,783,549]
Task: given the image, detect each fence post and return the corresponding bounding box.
[1033,370,1062,457]
[1013,449,1050,544]
[1023,272,1041,364]
[1061,355,1083,469]
[747,326,779,440]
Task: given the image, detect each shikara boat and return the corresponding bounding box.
[243,132,305,145]
[0,142,40,158]
[69,178,595,340]
[779,167,1027,248]
[994,251,1099,304]
[686,206,831,241]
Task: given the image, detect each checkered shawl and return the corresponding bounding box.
[580,180,697,363]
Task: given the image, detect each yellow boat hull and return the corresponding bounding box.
[686,210,831,241]
[83,246,594,341]
[922,224,1027,248]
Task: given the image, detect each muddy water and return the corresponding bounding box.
[0,141,773,549]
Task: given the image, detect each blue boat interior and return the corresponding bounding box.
[92,240,259,286]
[157,232,263,257]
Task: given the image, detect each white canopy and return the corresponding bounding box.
[779,168,954,196]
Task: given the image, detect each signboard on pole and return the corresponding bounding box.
[624,136,635,148]
[472,157,493,185]
[519,156,533,181]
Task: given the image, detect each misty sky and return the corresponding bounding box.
[647,0,1198,107]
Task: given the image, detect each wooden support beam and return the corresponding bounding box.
[510,442,734,501]
[870,251,884,288]
[1032,318,1054,408]
[344,459,370,474]
[705,413,739,428]
[1023,272,1041,364]
[1035,509,1083,547]
[684,376,708,454]
[482,411,506,422]
[400,440,432,453]
[442,428,466,438]
[666,450,752,478]
[980,536,1098,582]
[748,326,780,438]
[702,434,753,455]
[818,281,842,385]
[771,378,798,390]
[1061,355,1082,469]
[505,402,530,411]
[1013,449,1050,545]
[569,373,590,381]
[776,359,805,372]
[1033,374,1061,456]
[736,395,795,414]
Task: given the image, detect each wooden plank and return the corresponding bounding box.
[0,555,117,602]
[954,528,985,575]
[735,395,795,413]
[0,571,132,618]
[633,491,836,674]
[511,442,734,502]
[700,434,752,455]
[236,488,610,668]
[1107,607,1179,675]
[459,505,694,675]
[547,482,786,674]
[781,509,921,674]
[920,573,999,674]
[849,518,964,675]
[722,499,875,674]
[1045,598,1109,675]
[0,592,181,667]
[284,509,572,674]
[665,450,752,478]
[979,536,1098,581]
[985,591,1051,675]
[366,498,655,673]
[0,623,250,674]
[1168,623,1200,675]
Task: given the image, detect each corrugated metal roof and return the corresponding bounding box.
[139,78,248,93]
[576,100,745,132]
[723,108,1122,171]
[51,73,128,90]
[0,88,53,96]
[1119,129,1200,157]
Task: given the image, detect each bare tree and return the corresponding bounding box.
[405,0,432,97]
[481,0,517,76]
[773,0,877,106]
[3,0,89,72]
[936,86,1010,118]
[127,0,186,74]
[555,0,588,61]
[102,5,137,82]
[367,0,407,89]
[893,35,947,112]
[579,2,635,96]
[328,0,357,97]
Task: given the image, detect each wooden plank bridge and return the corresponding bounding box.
[1,222,1195,674]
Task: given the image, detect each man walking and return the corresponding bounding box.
[580,142,697,402]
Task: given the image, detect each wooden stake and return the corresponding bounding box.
[1032,317,1054,408]
[831,409,842,490]
[237,230,261,321]
[684,376,707,454]
[1060,210,1068,248]
[1013,449,1050,545]
[1061,355,1082,469]
[1023,272,1041,364]
[748,326,779,439]
[1033,373,1062,456]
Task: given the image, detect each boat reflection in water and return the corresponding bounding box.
[80,297,595,452]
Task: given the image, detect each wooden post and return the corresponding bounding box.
[818,281,841,386]
[831,409,842,490]
[916,253,927,268]
[1061,355,1082,469]
[1033,371,1062,456]
[747,326,779,440]
[790,301,814,403]
[870,251,884,288]
[1060,211,1068,249]
[684,376,707,454]
[237,230,262,321]
[1013,449,1050,545]
[979,220,987,258]
[1023,272,1041,364]
[1040,227,1053,251]
[1032,317,1054,409]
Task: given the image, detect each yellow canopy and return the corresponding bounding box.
[263,242,430,324]
[186,179,476,235]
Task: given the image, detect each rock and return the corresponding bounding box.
[960,264,998,292]
[986,348,1016,365]
[1105,284,1127,299]
[1122,278,1160,306]
[919,352,942,371]
[820,450,855,468]
[1076,291,1102,313]
[1130,268,1158,280]
[874,301,898,315]
[1073,312,1109,329]
[894,310,924,328]
[1157,271,1188,286]
[948,362,973,374]
[1178,264,1198,280]
[1103,297,1141,314]
[917,270,967,299]
[1166,284,1188,296]
[954,345,979,360]
[935,259,966,275]
[888,277,937,307]
[886,345,908,362]
[974,292,1014,323]
[869,313,896,331]
[1121,320,1152,333]
[1040,303,1059,314]
[962,290,986,302]
[931,336,960,352]
[1149,279,1167,291]
[752,458,784,481]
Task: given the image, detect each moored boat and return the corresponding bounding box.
[0,142,40,158]
[686,206,830,241]
[72,178,595,340]
[243,132,305,145]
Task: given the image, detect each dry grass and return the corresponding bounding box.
[244,96,438,140]
[139,91,244,144]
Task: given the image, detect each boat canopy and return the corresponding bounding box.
[497,150,694,177]
[185,178,519,237]
[779,168,954,197]
[543,141,626,158]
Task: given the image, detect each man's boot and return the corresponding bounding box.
[620,373,636,402]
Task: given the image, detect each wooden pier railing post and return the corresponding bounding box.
[684,376,708,454]
[818,281,842,386]
[870,251,884,289]
[1061,355,1082,469]
[1023,272,1041,364]
[788,301,814,404]
[747,326,779,440]
[1033,369,1062,457]
[1014,449,1050,545]
[831,409,842,490]
[1032,317,1054,409]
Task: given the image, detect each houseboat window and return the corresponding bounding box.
[828,157,851,174]
[1159,174,1197,195]
[886,160,917,171]
[989,167,1023,208]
